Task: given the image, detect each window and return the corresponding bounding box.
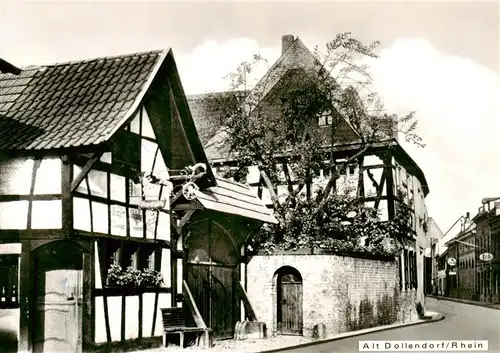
[0,255,19,307]
[402,249,417,291]
[102,239,159,287]
[317,112,333,126]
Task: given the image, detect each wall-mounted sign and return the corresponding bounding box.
[447,257,456,266]
[479,253,494,262]
[139,199,166,210]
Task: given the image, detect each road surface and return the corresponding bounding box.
[281,297,500,353]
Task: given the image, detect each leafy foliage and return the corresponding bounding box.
[248,189,415,256]
[201,33,423,256]
[107,264,164,288]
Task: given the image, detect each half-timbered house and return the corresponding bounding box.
[0,49,276,352]
[188,35,431,336]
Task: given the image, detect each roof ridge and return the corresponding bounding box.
[20,48,167,70]
[187,90,248,100]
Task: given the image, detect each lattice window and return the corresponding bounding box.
[102,239,159,287]
[0,255,19,307]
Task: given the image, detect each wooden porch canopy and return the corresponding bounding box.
[193,177,278,224]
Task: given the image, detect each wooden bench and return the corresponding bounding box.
[161,307,212,349]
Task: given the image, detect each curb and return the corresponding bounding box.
[256,314,445,353]
[427,295,500,310]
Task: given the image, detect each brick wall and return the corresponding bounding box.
[246,253,419,338]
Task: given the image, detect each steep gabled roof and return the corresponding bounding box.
[244,37,325,106]
[187,90,247,146]
[0,50,167,150]
[189,36,361,162]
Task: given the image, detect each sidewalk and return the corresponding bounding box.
[132,311,444,353]
[427,294,500,310]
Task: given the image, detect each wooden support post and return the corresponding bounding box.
[179,331,184,348]
[82,251,93,349]
[182,280,207,328]
[18,241,31,352]
[176,210,195,235]
[62,155,74,234]
[237,281,258,321]
[383,153,395,220]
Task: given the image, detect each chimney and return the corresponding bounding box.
[281,35,295,54]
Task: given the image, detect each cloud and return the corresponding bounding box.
[366,38,500,229]
[177,38,280,95]
[179,37,499,230]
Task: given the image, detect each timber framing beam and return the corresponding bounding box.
[237,281,258,322]
[71,151,105,193]
[183,280,207,328]
[176,209,196,235]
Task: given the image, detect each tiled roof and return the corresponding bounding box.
[195,177,278,224]
[187,91,246,146]
[186,37,364,162]
[187,94,221,145]
[0,50,166,150]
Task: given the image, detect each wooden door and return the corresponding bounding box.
[184,219,240,340]
[277,268,303,335]
[33,246,83,353]
[186,263,237,340]
[210,265,236,339]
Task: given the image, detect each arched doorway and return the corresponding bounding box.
[276,266,303,335]
[184,219,240,340]
[32,241,85,353]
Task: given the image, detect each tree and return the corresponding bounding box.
[200,33,424,255]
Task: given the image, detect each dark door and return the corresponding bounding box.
[184,219,240,340]
[33,243,83,353]
[277,267,303,335]
[186,262,237,339]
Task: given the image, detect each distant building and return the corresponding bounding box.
[442,199,500,304]
[455,222,476,300]
[473,200,500,303]
[427,218,444,294]
[444,238,459,298]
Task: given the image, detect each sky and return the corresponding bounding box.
[0,0,499,234]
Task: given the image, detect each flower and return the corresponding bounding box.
[106,265,164,288]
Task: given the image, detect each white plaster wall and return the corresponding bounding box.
[107,296,122,342]
[31,200,62,229]
[94,296,107,343]
[73,197,91,232]
[125,296,139,340]
[0,308,19,343]
[33,158,61,194]
[0,157,34,195]
[0,201,29,229]
[142,293,156,337]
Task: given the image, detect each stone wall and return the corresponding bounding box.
[246,253,419,338]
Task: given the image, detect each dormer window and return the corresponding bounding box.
[317,111,333,126]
